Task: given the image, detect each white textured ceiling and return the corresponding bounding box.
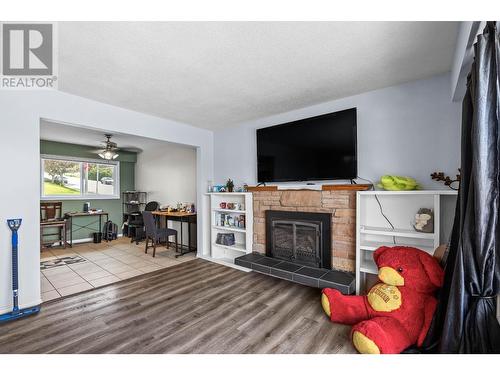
[40,119,194,152]
[58,22,459,130]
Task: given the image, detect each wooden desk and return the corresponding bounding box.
[152,211,197,257]
[64,211,109,247]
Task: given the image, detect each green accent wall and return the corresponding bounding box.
[40,140,136,240]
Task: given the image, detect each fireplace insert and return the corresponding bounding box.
[266,210,331,269]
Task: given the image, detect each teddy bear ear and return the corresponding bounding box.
[373,246,391,265]
[417,251,444,288]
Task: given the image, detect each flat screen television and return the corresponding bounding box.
[257,108,357,183]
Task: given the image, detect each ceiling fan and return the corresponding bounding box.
[97,134,119,160]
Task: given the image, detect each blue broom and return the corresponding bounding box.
[0,219,40,323]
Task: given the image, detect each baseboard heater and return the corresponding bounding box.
[234,253,355,295]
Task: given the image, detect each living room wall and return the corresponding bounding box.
[40,140,136,240]
[135,143,196,208]
[0,89,213,315]
[214,73,461,189]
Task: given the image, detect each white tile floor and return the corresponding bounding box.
[40,237,196,302]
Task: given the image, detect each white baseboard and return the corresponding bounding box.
[198,255,252,272]
[70,237,93,245]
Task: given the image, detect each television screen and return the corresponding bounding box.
[257,108,357,182]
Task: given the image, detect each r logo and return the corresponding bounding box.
[2,23,53,76]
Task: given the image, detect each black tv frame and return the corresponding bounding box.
[256,108,357,183]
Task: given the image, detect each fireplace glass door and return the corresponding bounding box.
[271,220,321,268]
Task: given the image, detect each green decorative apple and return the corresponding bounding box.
[377,175,420,191]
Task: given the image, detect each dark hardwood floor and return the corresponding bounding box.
[0,259,355,354]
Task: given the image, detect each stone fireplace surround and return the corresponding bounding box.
[252,189,356,273]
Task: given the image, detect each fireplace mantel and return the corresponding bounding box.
[246,184,372,192]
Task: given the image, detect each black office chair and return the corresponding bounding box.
[128,201,160,244]
[143,211,178,257]
[144,201,160,212]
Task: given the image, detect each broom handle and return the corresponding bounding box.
[11,228,19,311]
[7,219,21,312]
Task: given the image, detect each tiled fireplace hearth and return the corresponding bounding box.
[252,190,356,272]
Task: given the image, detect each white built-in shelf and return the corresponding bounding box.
[212,225,246,233]
[212,208,246,214]
[205,192,249,195]
[212,242,247,252]
[360,225,435,239]
[203,192,253,271]
[359,190,458,196]
[359,240,434,253]
[356,190,458,295]
[360,259,378,275]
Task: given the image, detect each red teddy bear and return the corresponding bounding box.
[321,246,444,354]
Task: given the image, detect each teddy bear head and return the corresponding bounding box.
[373,246,444,294]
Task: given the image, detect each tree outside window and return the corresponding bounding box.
[43,160,81,195]
[41,156,119,199]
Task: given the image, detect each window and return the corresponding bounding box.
[41,155,120,199]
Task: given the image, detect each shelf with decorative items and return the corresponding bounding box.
[213,208,246,214]
[201,191,253,271]
[355,190,457,294]
[212,225,246,233]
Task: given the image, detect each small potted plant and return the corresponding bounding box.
[226,178,234,193]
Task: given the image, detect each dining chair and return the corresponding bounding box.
[40,201,68,251]
[143,211,178,257]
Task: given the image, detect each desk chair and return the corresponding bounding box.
[128,201,159,244]
[40,201,68,251]
[143,211,178,257]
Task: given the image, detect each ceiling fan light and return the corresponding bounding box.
[97,134,119,160]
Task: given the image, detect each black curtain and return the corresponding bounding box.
[423,21,500,353]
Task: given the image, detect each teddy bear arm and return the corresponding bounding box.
[417,295,438,347]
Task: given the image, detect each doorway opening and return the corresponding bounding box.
[39,119,198,301]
